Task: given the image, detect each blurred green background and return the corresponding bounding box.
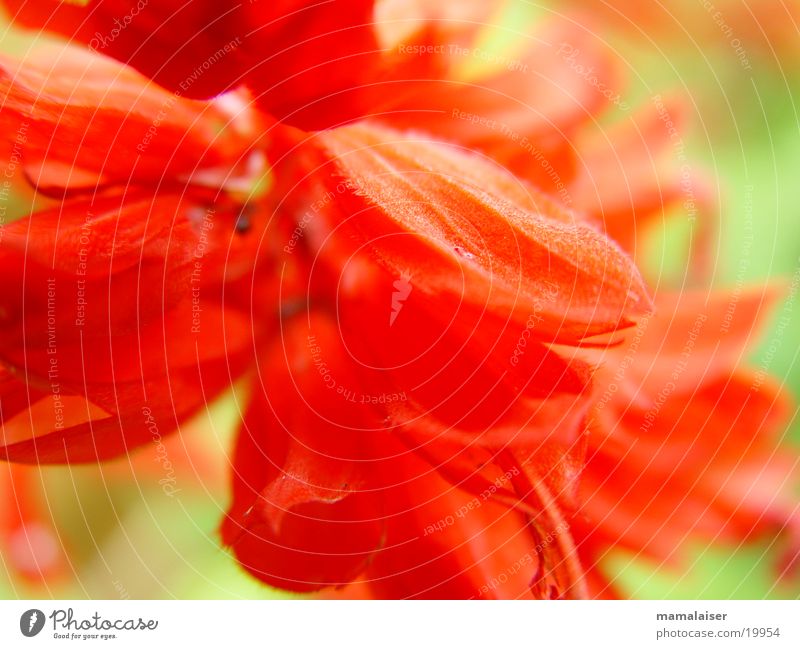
[1,0,799,599]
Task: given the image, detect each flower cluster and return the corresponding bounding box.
[0,0,796,598]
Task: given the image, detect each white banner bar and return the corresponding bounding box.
[1,600,798,648]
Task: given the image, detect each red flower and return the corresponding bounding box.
[571,288,799,593]
[0,1,796,598]
[0,43,259,461]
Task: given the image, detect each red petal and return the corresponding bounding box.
[576,288,797,570]
[0,298,253,463]
[327,271,593,442]
[3,0,383,130]
[222,312,388,592]
[223,428,384,592]
[582,287,783,408]
[360,453,540,599]
[3,0,248,99]
[0,43,253,183]
[314,122,651,343]
[244,0,381,129]
[0,194,255,462]
[579,371,796,563]
[569,98,715,256]
[380,21,621,196]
